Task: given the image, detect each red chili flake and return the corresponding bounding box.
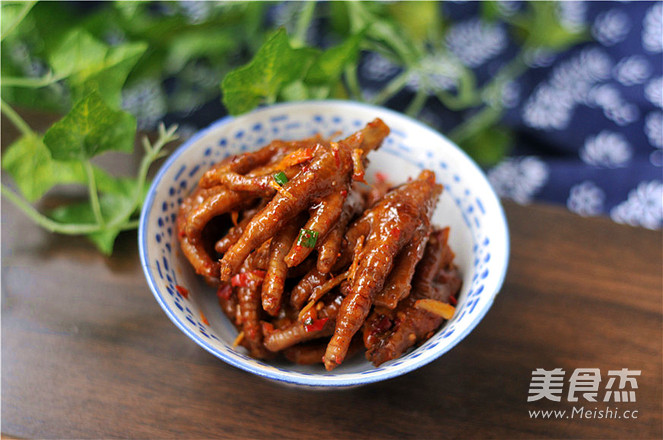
[231,270,266,288]
[252,269,266,279]
[285,147,314,167]
[217,284,233,300]
[353,171,366,182]
[304,317,329,333]
[231,273,248,287]
[375,172,389,183]
[300,147,314,162]
[390,227,401,238]
[200,312,209,326]
[178,230,186,238]
[449,296,458,306]
[175,285,189,299]
[340,189,348,197]
[332,144,340,167]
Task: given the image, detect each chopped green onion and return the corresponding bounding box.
[273,171,288,186]
[297,228,319,248]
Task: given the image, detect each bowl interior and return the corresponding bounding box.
[139,101,509,387]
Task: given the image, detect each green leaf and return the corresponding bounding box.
[480,1,502,22]
[280,80,310,101]
[459,126,513,166]
[165,29,236,74]
[113,0,144,21]
[511,1,588,51]
[73,42,148,107]
[48,189,136,255]
[47,29,108,80]
[329,1,351,35]
[43,91,137,161]
[47,29,146,107]
[1,1,36,41]
[221,28,318,115]
[386,1,440,44]
[305,31,364,85]
[2,133,141,202]
[2,134,83,201]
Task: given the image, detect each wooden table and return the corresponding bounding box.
[2,122,662,439]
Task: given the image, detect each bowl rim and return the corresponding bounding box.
[139,99,510,387]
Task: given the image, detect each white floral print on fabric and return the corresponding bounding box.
[580,131,633,168]
[558,1,587,32]
[496,0,521,17]
[524,48,557,69]
[360,52,399,82]
[103,28,126,46]
[567,181,606,216]
[445,19,508,68]
[642,2,663,53]
[501,81,521,109]
[406,53,462,93]
[644,77,663,109]
[610,181,663,230]
[488,156,549,204]
[645,111,663,149]
[523,48,614,130]
[592,8,631,46]
[587,84,640,126]
[523,85,574,130]
[613,56,652,86]
[178,1,212,24]
[121,79,167,131]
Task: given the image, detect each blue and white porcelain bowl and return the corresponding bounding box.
[139,101,509,387]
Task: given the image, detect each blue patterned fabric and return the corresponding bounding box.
[356,1,663,229]
[503,1,662,229]
[143,1,661,229]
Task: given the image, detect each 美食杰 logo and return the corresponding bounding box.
[527,368,641,420]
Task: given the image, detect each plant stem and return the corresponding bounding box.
[121,219,140,231]
[447,52,528,145]
[370,69,411,105]
[1,184,103,234]
[405,87,428,118]
[369,21,419,67]
[292,1,316,47]
[84,161,105,226]
[0,98,35,137]
[122,125,179,224]
[435,89,480,111]
[1,73,63,89]
[344,63,362,101]
[1,1,37,41]
[348,2,420,67]
[449,105,503,145]
[0,127,178,238]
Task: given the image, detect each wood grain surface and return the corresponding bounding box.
[2,117,662,439]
